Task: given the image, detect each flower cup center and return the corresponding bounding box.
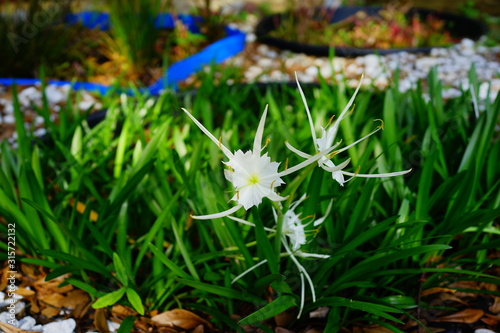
[247,174,260,185]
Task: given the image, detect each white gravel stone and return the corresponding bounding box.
[42,318,76,333]
[319,64,333,78]
[305,66,319,77]
[19,317,41,331]
[257,57,273,68]
[332,58,346,72]
[44,85,66,105]
[34,128,47,137]
[34,116,44,126]
[2,114,15,124]
[18,87,42,107]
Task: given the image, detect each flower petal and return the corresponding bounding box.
[325,74,364,147]
[341,169,412,178]
[285,141,312,159]
[253,105,268,157]
[182,108,234,159]
[191,204,243,220]
[279,142,336,177]
[295,72,318,151]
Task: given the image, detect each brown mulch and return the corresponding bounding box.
[1,256,499,333]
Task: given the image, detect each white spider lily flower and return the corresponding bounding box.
[276,194,333,252]
[286,73,411,186]
[183,106,338,219]
[228,193,332,318]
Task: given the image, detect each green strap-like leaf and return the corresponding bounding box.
[238,295,297,325]
[126,288,144,315]
[92,288,126,309]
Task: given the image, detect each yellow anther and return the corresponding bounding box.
[285,157,289,170]
[218,136,223,149]
[374,119,385,130]
[265,138,271,147]
[327,114,336,126]
[270,180,276,189]
[301,214,315,221]
[328,151,338,158]
[349,104,356,115]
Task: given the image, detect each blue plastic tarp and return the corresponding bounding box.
[0,12,246,95]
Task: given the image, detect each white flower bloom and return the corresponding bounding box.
[286,73,411,186]
[279,194,333,252]
[183,106,337,219]
[229,194,332,318]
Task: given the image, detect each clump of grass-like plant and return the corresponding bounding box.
[0,69,498,332]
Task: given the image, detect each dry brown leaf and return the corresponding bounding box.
[489,296,500,314]
[30,299,40,314]
[433,292,468,306]
[61,289,89,309]
[156,327,179,333]
[309,306,329,318]
[20,263,36,277]
[39,292,65,307]
[134,318,151,331]
[481,313,499,326]
[435,309,484,323]
[15,287,35,297]
[449,281,480,297]
[34,276,73,295]
[480,282,498,291]
[274,309,295,327]
[420,287,456,297]
[73,299,93,319]
[303,328,323,333]
[425,328,446,333]
[152,308,212,330]
[353,325,394,333]
[192,324,205,333]
[111,304,138,318]
[275,327,294,333]
[0,322,39,333]
[41,306,60,318]
[94,307,110,333]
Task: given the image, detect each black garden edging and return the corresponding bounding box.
[255,6,489,57]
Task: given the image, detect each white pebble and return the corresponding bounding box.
[2,114,15,124]
[257,58,273,68]
[42,318,76,333]
[33,128,47,137]
[44,85,66,105]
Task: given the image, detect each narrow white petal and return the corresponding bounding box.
[326,75,364,144]
[182,108,234,158]
[253,106,268,157]
[192,204,243,220]
[341,169,412,178]
[295,252,331,259]
[321,158,351,172]
[231,259,268,285]
[298,272,305,318]
[279,144,337,177]
[295,72,318,151]
[332,170,346,186]
[227,216,275,232]
[290,193,308,211]
[268,191,288,202]
[334,127,382,155]
[285,141,312,159]
[313,199,333,227]
[282,236,317,303]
